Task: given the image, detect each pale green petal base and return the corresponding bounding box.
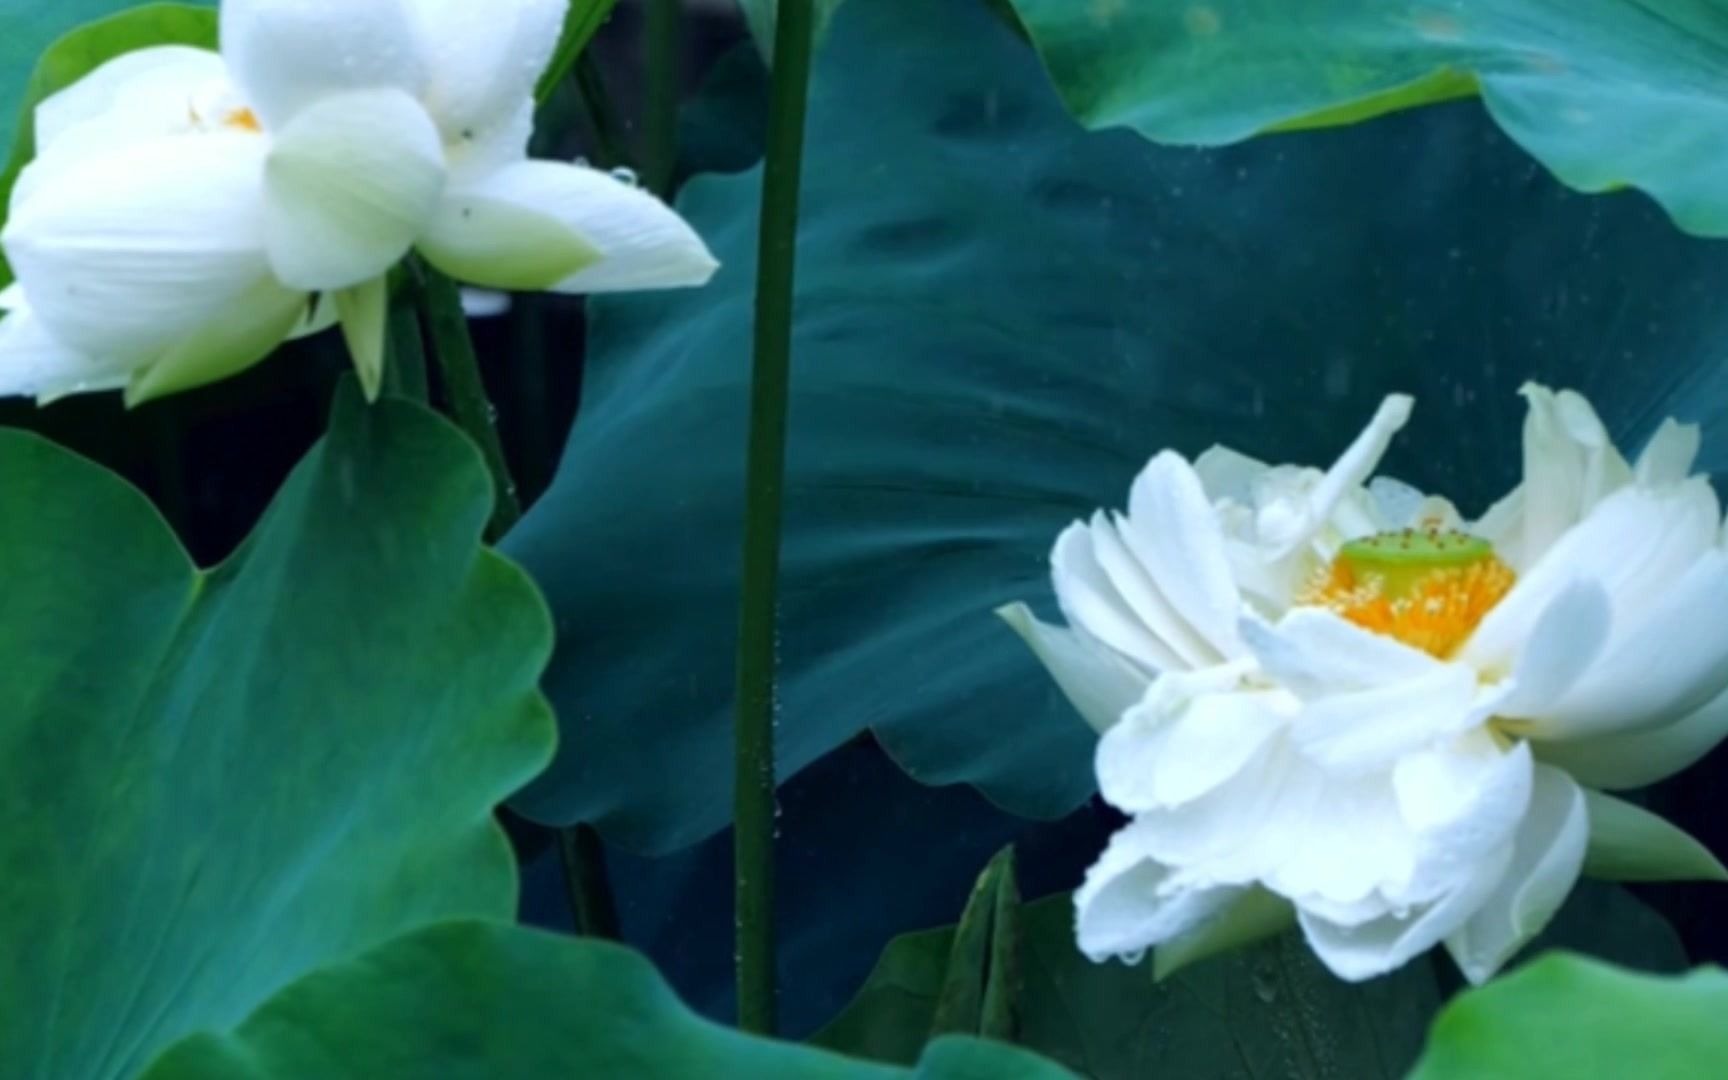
[1583,789,1728,883]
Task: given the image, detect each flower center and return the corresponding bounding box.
[221,107,262,133]
[1302,529,1515,658]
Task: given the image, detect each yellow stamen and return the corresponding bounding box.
[223,107,261,133]
[1301,529,1514,658]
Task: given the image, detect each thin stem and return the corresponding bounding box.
[417,266,620,937]
[557,825,621,939]
[383,290,429,403]
[535,0,623,105]
[733,0,816,1039]
[643,0,682,195]
[417,265,521,536]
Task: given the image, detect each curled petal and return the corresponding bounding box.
[1051,520,1180,672]
[264,88,447,290]
[419,160,718,294]
[1533,551,1728,740]
[1253,393,1411,558]
[1074,819,1243,962]
[995,602,1149,734]
[1243,607,1437,697]
[1444,765,1588,984]
[1462,481,1720,677]
[1298,843,1510,983]
[1095,670,1280,811]
[1537,686,1728,790]
[222,0,423,128]
[1514,383,1631,565]
[1488,580,1610,723]
[1393,735,1534,902]
[1123,451,1243,659]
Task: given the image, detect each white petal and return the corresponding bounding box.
[263,88,446,290]
[1074,819,1243,961]
[126,276,310,404]
[1256,394,1412,557]
[1298,844,1511,983]
[4,132,272,364]
[1538,685,1728,790]
[1152,888,1295,980]
[1135,743,1322,885]
[1243,607,1437,697]
[1123,451,1244,658]
[335,276,388,401]
[1635,417,1702,486]
[1532,551,1728,740]
[34,46,223,155]
[1473,483,1526,566]
[405,0,565,144]
[1394,735,1534,902]
[1461,482,1719,676]
[221,0,423,128]
[1444,764,1588,984]
[1192,443,1267,504]
[1050,522,1176,672]
[995,602,1150,734]
[1267,773,1417,908]
[1291,662,1480,775]
[1487,580,1610,721]
[0,305,130,400]
[419,160,719,293]
[1096,511,1220,669]
[1514,384,1631,564]
[1096,671,1282,811]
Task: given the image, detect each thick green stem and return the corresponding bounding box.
[417,268,618,938]
[733,0,816,1039]
[418,267,521,537]
[557,825,621,939]
[643,0,682,195]
[383,293,429,403]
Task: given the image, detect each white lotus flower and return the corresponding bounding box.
[1001,385,1728,984]
[0,0,718,403]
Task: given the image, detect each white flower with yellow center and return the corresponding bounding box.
[1001,385,1728,983]
[0,0,718,403]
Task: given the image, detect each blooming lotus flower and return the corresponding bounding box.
[0,0,718,403]
[1001,385,1728,984]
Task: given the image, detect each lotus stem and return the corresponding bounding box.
[733,0,817,1038]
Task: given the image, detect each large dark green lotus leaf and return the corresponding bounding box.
[142,921,1075,1080]
[0,3,216,284]
[0,386,554,1079]
[1408,953,1728,1079]
[1007,0,1728,238]
[506,0,1728,849]
[814,891,1441,1078]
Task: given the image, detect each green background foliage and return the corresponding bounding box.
[0,386,554,1078]
[817,891,1440,1078]
[1408,953,1728,1079]
[505,0,1728,856]
[1005,0,1728,237]
[144,920,1076,1079]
